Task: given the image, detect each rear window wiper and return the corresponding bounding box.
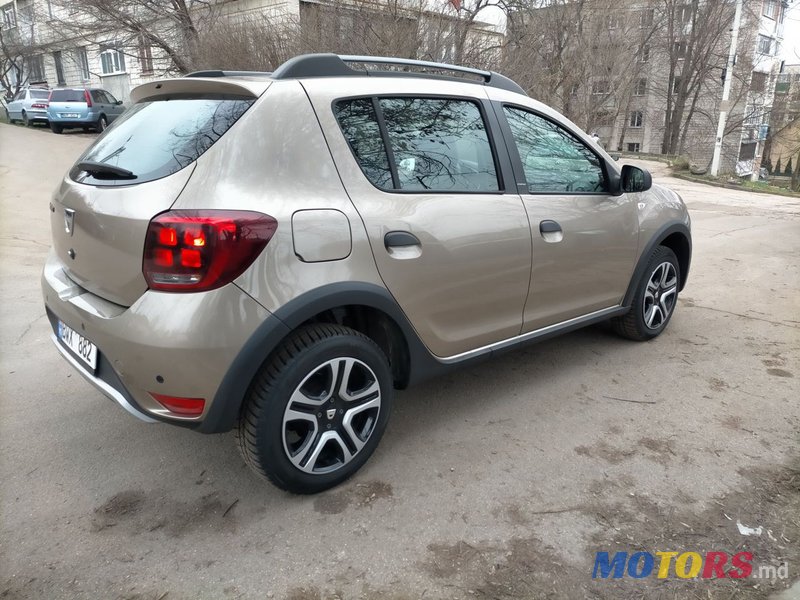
[76,161,137,180]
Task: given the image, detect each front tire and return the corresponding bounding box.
[613,246,680,341]
[237,324,393,494]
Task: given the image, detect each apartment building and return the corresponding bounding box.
[765,63,800,173]
[0,0,501,104]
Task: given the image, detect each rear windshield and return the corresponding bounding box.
[30,90,50,99]
[71,96,255,186]
[50,89,86,102]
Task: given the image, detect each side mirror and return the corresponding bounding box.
[620,164,652,193]
[115,100,123,105]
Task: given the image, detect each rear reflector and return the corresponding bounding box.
[149,393,205,417]
[143,210,277,292]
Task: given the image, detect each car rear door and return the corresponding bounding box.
[103,91,124,120]
[304,79,531,359]
[490,97,639,332]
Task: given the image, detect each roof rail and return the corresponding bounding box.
[185,70,272,78]
[271,53,527,96]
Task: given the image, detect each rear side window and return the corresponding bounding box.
[71,97,254,186]
[50,89,86,102]
[334,99,393,189]
[335,96,499,193]
[30,90,49,100]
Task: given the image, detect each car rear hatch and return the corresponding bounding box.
[48,89,88,118]
[50,77,270,307]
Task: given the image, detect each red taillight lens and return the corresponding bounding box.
[31,102,47,109]
[84,89,92,107]
[149,393,205,417]
[143,210,277,292]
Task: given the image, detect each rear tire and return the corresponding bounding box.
[95,115,107,133]
[50,123,63,134]
[237,324,393,494]
[612,245,680,341]
[22,111,30,127]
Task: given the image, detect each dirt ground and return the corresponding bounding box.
[1,123,799,599]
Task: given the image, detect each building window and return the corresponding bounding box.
[750,71,767,93]
[28,55,44,82]
[138,35,153,74]
[53,51,65,85]
[100,47,126,75]
[76,48,90,80]
[639,9,654,27]
[592,80,610,95]
[606,14,621,29]
[629,111,643,128]
[640,45,650,63]
[744,105,759,126]
[678,4,692,24]
[763,0,777,19]
[634,78,647,96]
[595,110,615,127]
[2,4,16,28]
[673,40,687,58]
[757,35,772,55]
[671,76,682,95]
[627,142,641,152]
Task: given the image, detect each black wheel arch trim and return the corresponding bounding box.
[622,221,692,308]
[198,282,448,434]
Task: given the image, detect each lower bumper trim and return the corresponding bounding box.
[50,333,156,423]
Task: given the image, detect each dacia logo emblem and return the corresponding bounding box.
[326,408,336,420]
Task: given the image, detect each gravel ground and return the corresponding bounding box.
[1,123,798,599]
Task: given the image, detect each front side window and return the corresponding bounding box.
[503,106,606,194]
[335,97,499,192]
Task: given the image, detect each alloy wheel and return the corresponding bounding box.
[282,357,381,475]
[642,261,677,330]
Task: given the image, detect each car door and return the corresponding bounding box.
[103,91,123,120]
[307,84,532,358]
[7,91,24,119]
[496,103,639,333]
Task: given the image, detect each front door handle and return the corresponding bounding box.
[384,231,421,248]
[539,220,564,243]
[539,220,562,234]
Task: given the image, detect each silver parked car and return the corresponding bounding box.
[43,54,691,494]
[5,86,50,126]
[47,88,125,133]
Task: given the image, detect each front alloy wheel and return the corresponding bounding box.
[238,324,393,494]
[642,261,678,330]
[612,245,680,341]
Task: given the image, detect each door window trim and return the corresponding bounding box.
[496,101,615,197]
[332,93,510,195]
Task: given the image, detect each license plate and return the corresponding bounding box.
[60,113,79,118]
[58,321,98,372]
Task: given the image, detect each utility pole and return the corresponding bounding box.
[710,0,743,177]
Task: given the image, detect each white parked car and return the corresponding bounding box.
[5,86,50,126]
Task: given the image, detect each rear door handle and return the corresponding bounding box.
[384,231,421,248]
[539,220,562,234]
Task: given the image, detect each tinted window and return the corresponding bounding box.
[503,106,606,193]
[91,90,104,103]
[105,91,118,104]
[380,98,498,192]
[30,90,49,99]
[50,89,86,102]
[334,99,392,189]
[72,97,254,186]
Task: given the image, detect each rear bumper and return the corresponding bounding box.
[42,250,272,431]
[27,109,48,121]
[47,113,95,125]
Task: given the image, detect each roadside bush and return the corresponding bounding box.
[670,155,691,171]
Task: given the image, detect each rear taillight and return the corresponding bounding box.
[84,89,92,107]
[31,102,47,109]
[143,210,277,292]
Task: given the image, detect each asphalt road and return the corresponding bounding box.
[1,123,799,600]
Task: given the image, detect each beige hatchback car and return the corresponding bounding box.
[43,54,691,493]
